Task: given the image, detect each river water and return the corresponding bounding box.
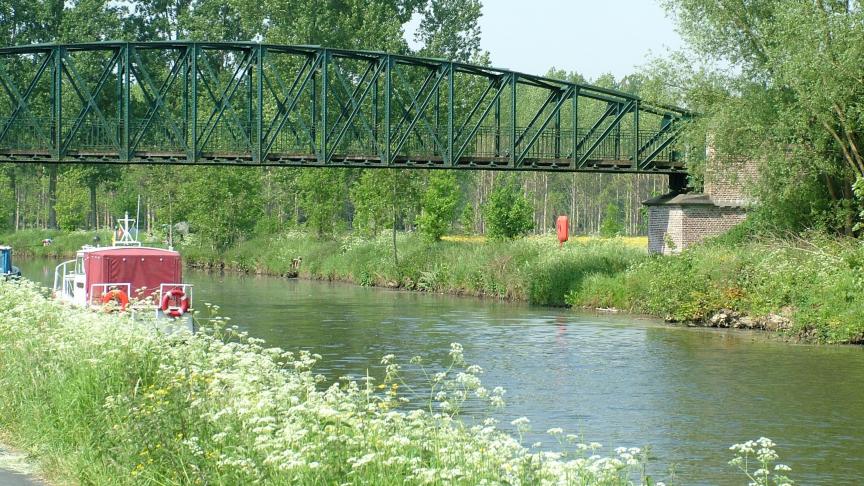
[17,258,864,484]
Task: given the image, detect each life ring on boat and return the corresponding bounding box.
[161,289,189,318]
[101,289,129,311]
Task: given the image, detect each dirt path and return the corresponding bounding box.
[0,446,45,486]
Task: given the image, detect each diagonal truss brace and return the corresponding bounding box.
[452,75,509,164]
[326,59,386,163]
[637,116,685,169]
[388,64,448,163]
[262,53,320,158]
[578,101,635,167]
[0,53,52,145]
[196,48,256,151]
[128,47,190,155]
[60,49,123,154]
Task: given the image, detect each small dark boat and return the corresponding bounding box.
[1,245,21,280]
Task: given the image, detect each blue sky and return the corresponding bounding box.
[408,0,683,81]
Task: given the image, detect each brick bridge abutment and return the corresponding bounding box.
[644,151,757,255]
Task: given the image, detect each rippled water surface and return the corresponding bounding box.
[18,258,864,485]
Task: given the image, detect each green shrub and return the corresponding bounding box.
[417,171,459,241]
[483,181,533,239]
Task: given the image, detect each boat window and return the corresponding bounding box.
[75,257,85,275]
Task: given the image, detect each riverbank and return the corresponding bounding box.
[184,231,864,344]
[0,229,114,259]
[185,232,647,307]
[4,229,862,343]
[566,234,864,344]
[3,279,790,485]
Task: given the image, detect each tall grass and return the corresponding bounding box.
[0,280,684,485]
[184,232,649,306]
[567,236,864,344]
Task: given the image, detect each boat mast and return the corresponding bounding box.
[115,212,141,247]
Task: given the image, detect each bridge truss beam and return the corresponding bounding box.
[0,41,690,173]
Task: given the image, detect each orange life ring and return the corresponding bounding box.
[100,288,129,311]
[161,288,189,318]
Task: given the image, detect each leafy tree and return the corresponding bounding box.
[178,167,263,250]
[414,0,483,61]
[662,0,864,233]
[599,203,623,237]
[417,171,459,240]
[0,169,13,231]
[483,179,533,239]
[459,203,475,234]
[55,175,89,231]
[351,170,393,236]
[66,165,122,229]
[297,168,347,238]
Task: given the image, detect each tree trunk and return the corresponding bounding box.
[88,181,97,229]
[8,170,16,229]
[542,173,548,233]
[47,165,58,229]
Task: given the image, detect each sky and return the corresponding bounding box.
[407,0,683,81]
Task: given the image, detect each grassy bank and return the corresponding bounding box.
[0,279,797,485]
[183,232,647,307]
[189,230,863,343]
[0,229,114,258]
[567,235,864,344]
[5,227,862,343]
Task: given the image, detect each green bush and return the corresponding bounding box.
[417,171,459,241]
[483,181,533,240]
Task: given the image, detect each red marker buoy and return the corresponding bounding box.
[556,215,569,247]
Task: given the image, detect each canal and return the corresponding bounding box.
[17,258,864,484]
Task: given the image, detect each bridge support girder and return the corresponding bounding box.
[0,41,691,173]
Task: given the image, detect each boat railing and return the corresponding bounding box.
[89,283,132,307]
[53,259,77,299]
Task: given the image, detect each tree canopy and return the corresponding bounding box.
[661,0,864,233]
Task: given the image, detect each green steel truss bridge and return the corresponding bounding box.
[0,41,690,173]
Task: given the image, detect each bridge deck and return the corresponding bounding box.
[0,148,686,172]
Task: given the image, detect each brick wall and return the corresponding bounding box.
[648,204,747,255]
[648,205,679,254]
[703,145,759,206]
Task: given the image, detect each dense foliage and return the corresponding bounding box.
[568,230,864,344]
[659,0,864,234]
[417,171,460,241]
[482,179,535,240]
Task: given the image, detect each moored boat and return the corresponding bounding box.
[1,245,21,280]
[53,213,196,333]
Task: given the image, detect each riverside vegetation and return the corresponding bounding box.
[181,225,864,345]
[0,279,795,485]
[4,224,863,344]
